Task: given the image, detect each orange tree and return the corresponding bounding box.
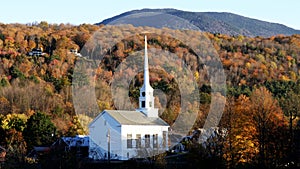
[250,87,287,168]
[221,95,258,168]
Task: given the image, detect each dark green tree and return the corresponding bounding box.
[23,112,57,150]
[280,90,300,163]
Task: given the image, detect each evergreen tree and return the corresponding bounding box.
[23,112,57,150]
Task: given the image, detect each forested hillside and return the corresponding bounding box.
[0,22,299,168]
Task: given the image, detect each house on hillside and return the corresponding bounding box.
[89,35,169,160]
[69,48,82,57]
[28,48,43,56]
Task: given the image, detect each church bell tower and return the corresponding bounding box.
[138,35,158,117]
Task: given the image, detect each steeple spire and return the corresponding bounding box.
[138,35,158,117]
[144,35,150,88]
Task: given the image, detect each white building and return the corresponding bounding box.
[69,48,82,57]
[89,35,169,160]
[28,48,43,56]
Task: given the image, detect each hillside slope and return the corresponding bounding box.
[97,8,300,37]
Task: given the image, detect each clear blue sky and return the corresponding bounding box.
[1,0,300,29]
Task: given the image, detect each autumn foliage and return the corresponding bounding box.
[0,22,299,168]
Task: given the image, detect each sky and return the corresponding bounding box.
[1,0,300,30]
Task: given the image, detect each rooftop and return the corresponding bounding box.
[104,110,169,126]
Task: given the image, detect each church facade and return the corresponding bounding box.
[89,36,169,160]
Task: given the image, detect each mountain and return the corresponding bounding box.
[97,8,300,37]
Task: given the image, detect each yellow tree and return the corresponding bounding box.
[0,113,28,162]
[222,95,258,168]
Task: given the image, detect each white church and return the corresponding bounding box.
[89,36,170,160]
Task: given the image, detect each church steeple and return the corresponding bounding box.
[138,35,158,117]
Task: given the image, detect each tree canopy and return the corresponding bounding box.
[23,111,57,149]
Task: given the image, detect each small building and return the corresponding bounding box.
[57,135,89,158]
[170,127,227,153]
[70,48,82,57]
[26,135,89,161]
[28,48,43,56]
[89,35,169,160]
[25,146,51,163]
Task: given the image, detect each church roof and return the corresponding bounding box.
[104,110,169,126]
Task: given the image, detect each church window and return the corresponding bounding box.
[163,131,167,148]
[136,134,141,148]
[142,92,145,96]
[153,134,158,148]
[127,134,132,148]
[142,101,145,108]
[145,134,150,148]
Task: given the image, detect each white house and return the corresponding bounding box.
[69,48,82,57]
[28,48,43,56]
[89,35,170,160]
